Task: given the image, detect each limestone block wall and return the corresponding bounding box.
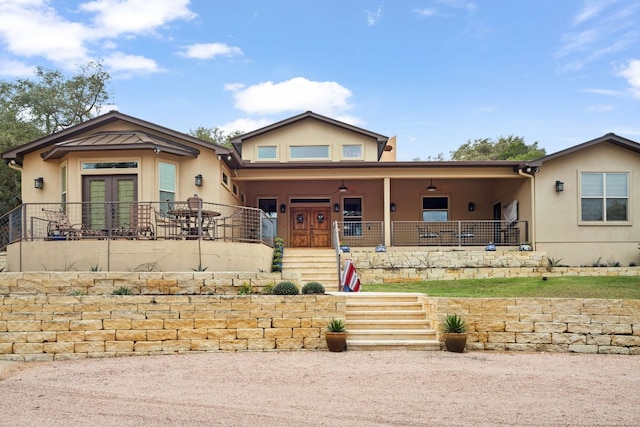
[433,297,640,355]
[0,272,301,296]
[0,294,345,361]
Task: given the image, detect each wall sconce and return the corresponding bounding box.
[34,177,44,189]
[195,174,203,187]
[280,204,286,213]
[153,146,160,155]
[333,203,340,213]
[468,202,475,212]
[555,181,564,192]
[217,154,232,161]
[390,203,396,212]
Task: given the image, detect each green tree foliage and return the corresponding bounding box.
[0,62,111,213]
[450,135,546,161]
[188,126,242,148]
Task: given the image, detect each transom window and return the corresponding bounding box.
[257,146,277,160]
[290,145,329,159]
[581,172,628,222]
[342,145,362,159]
[422,197,449,221]
[82,161,138,169]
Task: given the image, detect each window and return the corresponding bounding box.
[343,197,362,236]
[257,146,277,160]
[581,172,628,222]
[82,161,138,169]
[290,145,329,159]
[422,197,448,221]
[259,198,278,240]
[222,171,229,187]
[159,162,176,208]
[342,145,362,159]
[60,164,67,205]
[233,183,238,195]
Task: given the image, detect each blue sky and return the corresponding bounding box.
[1,1,640,160]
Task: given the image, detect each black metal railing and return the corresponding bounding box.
[0,200,275,250]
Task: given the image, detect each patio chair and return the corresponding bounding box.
[215,209,244,241]
[42,209,84,240]
[127,204,155,239]
[418,225,441,245]
[153,207,182,239]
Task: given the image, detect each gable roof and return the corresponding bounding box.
[229,111,390,160]
[537,133,640,163]
[1,110,229,165]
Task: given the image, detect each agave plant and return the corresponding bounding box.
[443,314,466,334]
[327,319,346,332]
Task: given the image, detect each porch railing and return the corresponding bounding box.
[0,200,275,250]
[391,220,528,247]
[336,221,384,248]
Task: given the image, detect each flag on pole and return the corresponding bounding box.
[341,259,361,292]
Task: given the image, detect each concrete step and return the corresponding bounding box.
[347,329,437,341]
[347,310,427,320]
[346,319,432,330]
[346,301,424,311]
[346,339,442,351]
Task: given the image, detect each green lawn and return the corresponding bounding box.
[362,276,640,299]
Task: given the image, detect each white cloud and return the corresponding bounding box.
[617,59,640,98]
[0,0,197,72]
[219,117,273,134]
[413,8,436,17]
[365,6,383,26]
[0,58,36,77]
[436,0,477,14]
[229,77,354,117]
[178,43,243,59]
[103,52,161,75]
[224,83,245,91]
[80,0,195,37]
[586,104,614,112]
[573,0,612,25]
[582,88,626,96]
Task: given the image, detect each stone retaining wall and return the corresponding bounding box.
[0,272,300,296]
[433,297,640,355]
[0,294,344,361]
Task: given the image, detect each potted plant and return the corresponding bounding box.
[325,319,347,352]
[442,314,467,353]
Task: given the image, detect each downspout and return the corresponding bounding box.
[518,169,536,249]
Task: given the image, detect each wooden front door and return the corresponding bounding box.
[290,207,331,247]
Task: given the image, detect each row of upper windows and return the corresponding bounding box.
[256,144,363,161]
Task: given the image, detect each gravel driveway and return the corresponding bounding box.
[1,351,639,426]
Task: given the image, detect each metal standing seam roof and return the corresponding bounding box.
[40,131,200,160]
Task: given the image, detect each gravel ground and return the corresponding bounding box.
[1,351,639,426]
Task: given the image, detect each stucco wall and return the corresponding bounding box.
[6,240,274,273]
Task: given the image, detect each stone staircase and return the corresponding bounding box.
[282,248,340,291]
[345,293,441,351]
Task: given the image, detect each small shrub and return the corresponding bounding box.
[90,265,101,272]
[262,283,275,295]
[192,264,208,271]
[327,319,346,332]
[112,286,132,295]
[237,282,254,295]
[302,281,325,294]
[69,289,86,296]
[272,281,299,295]
[442,314,466,334]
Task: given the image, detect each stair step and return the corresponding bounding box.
[348,329,436,340]
[347,310,427,320]
[346,302,424,311]
[346,339,442,351]
[346,319,432,330]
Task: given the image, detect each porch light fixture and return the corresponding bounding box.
[468,202,475,212]
[195,174,203,187]
[280,204,286,213]
[555,180,564,192]
[390,203,397,212]
[338,180,348,193]
[217,154,232,161]
[153,146,160,155]
[334,203,340,212]
[427,179,437,192]
[34,177,44,189]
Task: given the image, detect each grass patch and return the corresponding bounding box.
[362,276,640,299]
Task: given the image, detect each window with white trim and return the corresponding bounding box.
[60,164,67,205]
[581,172,628,222]
[159,162,176,206]
[343,197,362,236]
[342,145,362,159]
[290,145,329,160]
[257,146,277,160]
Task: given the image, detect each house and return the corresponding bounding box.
[1,110,639,271]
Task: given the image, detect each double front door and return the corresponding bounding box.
[82,175,137,231]
[290,207,331,247]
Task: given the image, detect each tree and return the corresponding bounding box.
[450,135,546,161]
[0,62,111,213]
[188,126,242,148]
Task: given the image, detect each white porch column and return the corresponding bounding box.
[383,177,391,246]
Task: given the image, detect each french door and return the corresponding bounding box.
[82,175,137,231]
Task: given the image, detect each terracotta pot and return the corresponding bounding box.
[325,332,347,352]
[444,333,467,353]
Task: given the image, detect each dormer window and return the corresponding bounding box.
[342,145,362,160]
[257,146,277,160]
